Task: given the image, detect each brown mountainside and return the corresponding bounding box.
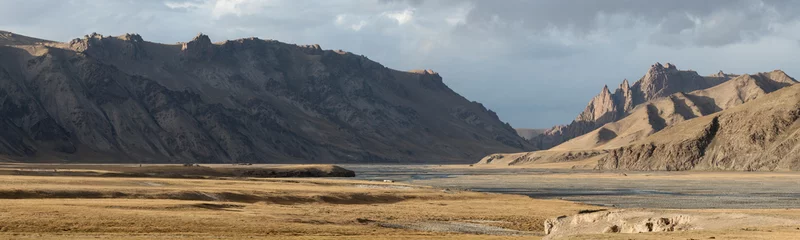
[0,31,531,163]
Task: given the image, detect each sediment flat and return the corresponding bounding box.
[345,164,800,209]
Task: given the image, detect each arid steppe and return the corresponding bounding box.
[0,163,595,239]
[0,163,799,239]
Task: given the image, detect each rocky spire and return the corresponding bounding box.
[120,33,144,43]
[577,84,616,122]
[181,33,215,60]
[710,70,727,78]
[620,78,630,89]
[614,79,634,113]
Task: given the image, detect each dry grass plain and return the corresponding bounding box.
[0,163,799,239]
[0,164,597,239]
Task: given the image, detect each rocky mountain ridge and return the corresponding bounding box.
[530,63,731,149]
[479,67,798,171]
[598,83,800,171]
[0,31,531,163]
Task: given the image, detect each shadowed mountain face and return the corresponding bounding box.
[0,32,531,163]
[530,63,731,150]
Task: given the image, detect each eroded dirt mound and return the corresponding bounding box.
[543,209,798,240]
[1,164,356,178]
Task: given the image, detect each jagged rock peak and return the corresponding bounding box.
[297,43,323,54]
[601,84,610,93]
[649,62,678,71]
[651,62,663,69]
[84,32,105,40]
[299,44,322,50]
[619,79,630,89]
[410,69,439,75]
[181,33,215,59]
[710,70,729,78]
[119,33,144,42]
[190,33,211,44]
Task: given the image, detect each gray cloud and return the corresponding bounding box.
[1,0,799,128]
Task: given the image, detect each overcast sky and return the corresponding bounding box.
[2,0,800,128]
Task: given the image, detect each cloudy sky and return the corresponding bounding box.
[2,0,800,128]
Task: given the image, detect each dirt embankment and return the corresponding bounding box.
[0,164,356,179]
[544,209,799,240]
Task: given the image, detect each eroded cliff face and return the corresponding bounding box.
[0,32,531,163]
[530,63,731,150]
[598,84,800,171]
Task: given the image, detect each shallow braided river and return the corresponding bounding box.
[341,164,800,209]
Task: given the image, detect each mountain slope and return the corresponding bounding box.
[553,70,796,151]
[0,31,54,46]
[530,63,731,150]
[598,83,800,171]
[0,31,531,163]
[479,69,797,168]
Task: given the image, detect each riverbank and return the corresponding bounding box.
[344,164,800,209]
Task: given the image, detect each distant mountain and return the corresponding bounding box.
[0,31,531,163]
[530,63,732,150]
[515,128,547,140]
[479,67,797,170]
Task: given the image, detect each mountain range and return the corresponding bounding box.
[484,64,799,171]
[0,31,531,163]
[527,63,733,149]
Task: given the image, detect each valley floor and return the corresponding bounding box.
[0,164,798,239]
[347,164,800,209]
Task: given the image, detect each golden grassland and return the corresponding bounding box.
[0,173,597,239]
[0,164,798,239]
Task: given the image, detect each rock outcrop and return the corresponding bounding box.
[543,209,798,240]
[530,63,731,150]
[0,31,531,163]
